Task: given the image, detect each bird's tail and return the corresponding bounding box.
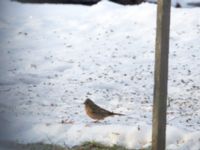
[112,112,125,116]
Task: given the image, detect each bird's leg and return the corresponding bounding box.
[93,120,100,123]
[85,123,91,127]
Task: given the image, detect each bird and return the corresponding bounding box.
[84,98,124,122]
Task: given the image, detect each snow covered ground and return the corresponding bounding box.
[147,0,200,7]
[0,0,200,149]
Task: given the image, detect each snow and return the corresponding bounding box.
[0,0,200,149]
[147,0,200,7]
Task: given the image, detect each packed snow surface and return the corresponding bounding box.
[148,0,200,7]
[0,0,200,149]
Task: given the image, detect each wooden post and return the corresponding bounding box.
[152,0,171,150]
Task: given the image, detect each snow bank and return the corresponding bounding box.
[147,0,200,7]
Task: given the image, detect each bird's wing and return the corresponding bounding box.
[92,103,113,115]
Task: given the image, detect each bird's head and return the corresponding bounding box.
[84,98,93,105]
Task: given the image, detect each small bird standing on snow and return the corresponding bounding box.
[84,98,124,122]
